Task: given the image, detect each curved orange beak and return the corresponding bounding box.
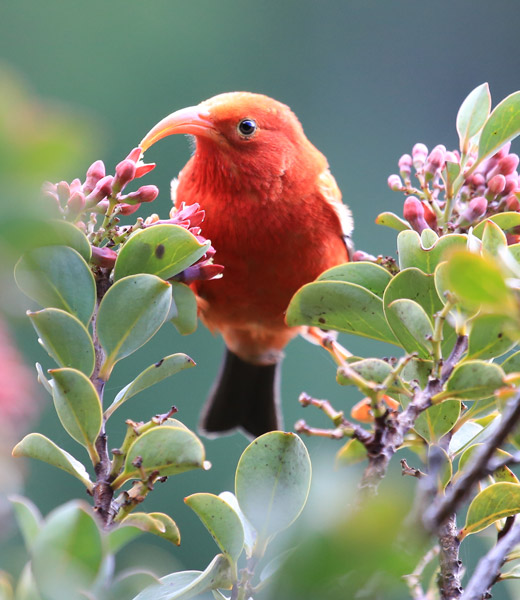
[139,105,216,153]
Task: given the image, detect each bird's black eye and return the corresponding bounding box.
[237,118,257,137]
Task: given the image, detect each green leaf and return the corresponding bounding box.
[104,571,160,600]
[14,562,41,600]
[286,281,397,345]
[443,251,515,311]
[481,220,508,257]
[375,211,410,232]
[397,230,467,274]
[462,482,520,537]
[28,308,95,376]
[31,501,104,600]
[502,350,520,374]
[402,358,434,388]
[170,282,198,335]
[445,360,505,400]
[421,228,439,248]
[120,512,181,546]
[105,353,195,419]
[15,246,96,325]
[131,554,232,600]
[12,433,93,491]
[414,400,461,443]
[448,422,484,455]
[317,261,392,298]
[9,495,42,550]
[456,83,491,151]
[35,220,92,262]
[468,314,516,360]
[335,438,367,467]
[235,432,311,541]
[385,298,434,358]
[96,274,172,379]
[459,444,519,484]
[218,492,256,558]
[185,493,244,566]
[473,212,520,239]
[114,224,209,281]
[49,368,102,457]
[478,91,520,163]
[384,268,443,317]
[336,358,392,386]
[112,426,206,488]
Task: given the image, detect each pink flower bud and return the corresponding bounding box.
[352,250,377,262]
[83,160,106,194]
[412,143,428,170]
[387,174,403,191]
[421,201,438,229]
[487,174,506,196]
[125,147,142,162]
[85,175,114,207]
[398,154,412,179]
[466,173,486,188]
[67,191,86,217]
[494,142,512,160]
[123,185,159,204]
[174,262,224,283]
[91,246,118,268]
[118,203,141,215]
[498,154,519,176]
[504,174,519,196]
[135,163,156,178]
[460,196,487,224]
[403,196,429,233]
[505,194,520,212]
[445,151,459,163]
[56,181,70,206]
[112,159,136,193]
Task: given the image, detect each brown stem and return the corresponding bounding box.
[438,513,463,600]
[91,268,115,527]
[461,517,520,600]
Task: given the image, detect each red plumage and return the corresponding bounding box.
[140,92,352,437]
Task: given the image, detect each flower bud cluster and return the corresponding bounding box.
[387,141,520,234]
[43,147,158,224]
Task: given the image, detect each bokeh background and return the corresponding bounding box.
[2,1,520,598]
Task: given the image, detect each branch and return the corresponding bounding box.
[461,517,520,600]
[424,389,520,532]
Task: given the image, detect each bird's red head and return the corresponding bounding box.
[139,92,326,185]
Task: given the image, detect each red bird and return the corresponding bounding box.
[140,92,352,438]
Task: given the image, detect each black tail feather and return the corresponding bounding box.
[200,349,282,438]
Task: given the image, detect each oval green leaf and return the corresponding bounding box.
[218,491,257,558]
[235,431,311,541]
[12,433,93,491]
[15,245,96,325]
[458,444,519,484]
[414,400,461,443]
[286,280,397,345]
[468,314,516,360]
[502,350,520,374]
[375,211,411,232]
[96,274,172,379]
[31,501,103,600]
[120,512,181,546]
[46,219,92,262]
[336,358,393,386]
[114,224,209,281]
[49,368,102,458]
[481,219,507,258]
[443,250,514,311]
[456,83,491,151]
[105,353,195,419]
[385,298,434,358]
[9,495,43,550]
[463,482,520,537]
[335,438,367,468]
[397,230,467,274]
[317,261,392,298]
[478,91,520,163]
[170,282,198,335]
[445,360,505,400]
[28,308,95,376]
[112,426,205,488]
[132,554,232,600]
[185,493,244,565]
[473,212,520,239]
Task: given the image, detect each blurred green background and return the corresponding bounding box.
[2,0,520,597]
